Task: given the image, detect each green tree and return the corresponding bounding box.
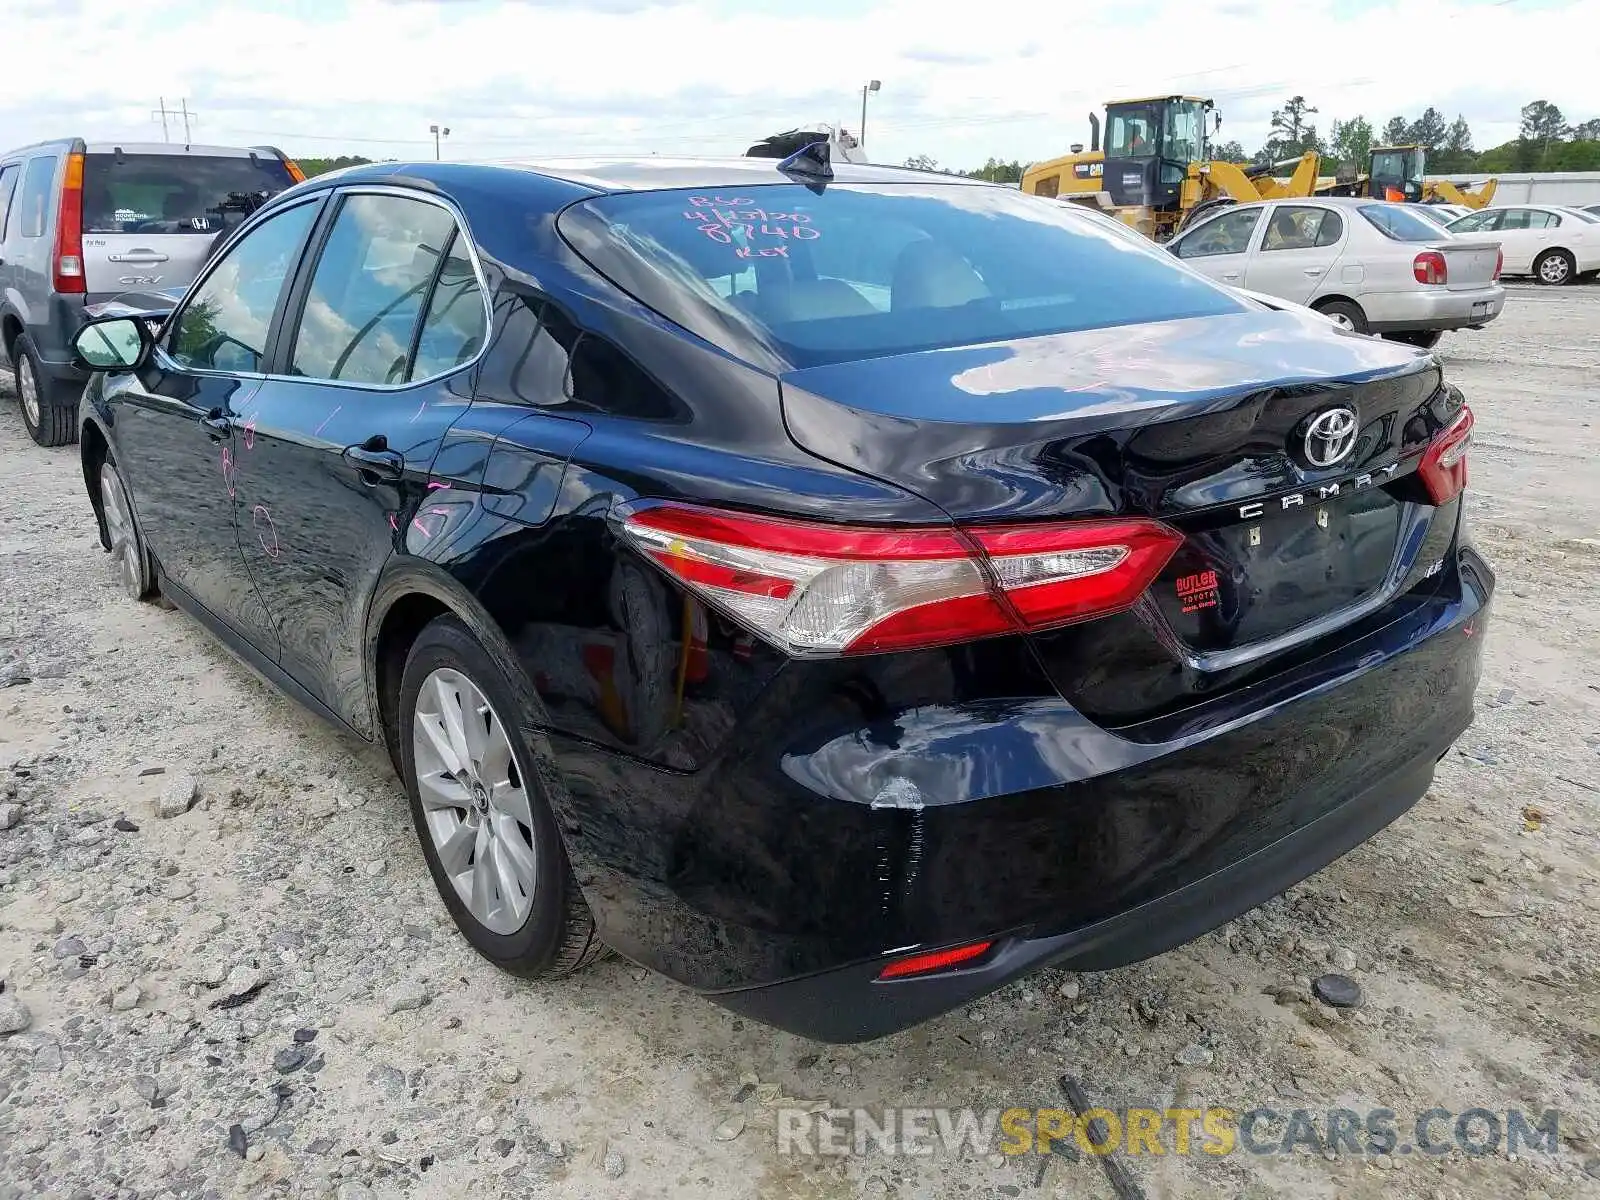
[1381,116,1411,146]
[295,155,374,178]
[1432,115,1477,173]
[1212,139,1247,163]
[1572,118,1600,141]
[1265,96,1320,157]
[1519,100,1567,143]
[1408,107,1448,151]
[1328,116,1374,173]
[965,157,1024,183]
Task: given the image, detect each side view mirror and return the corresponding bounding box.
[73,317,151,371]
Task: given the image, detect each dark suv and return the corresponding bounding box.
[69,154,1491,1042]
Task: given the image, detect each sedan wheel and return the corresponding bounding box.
[99,460,152,600]
[1535,250,1573,286]
[412,666,539,936]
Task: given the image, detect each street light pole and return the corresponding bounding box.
[429,124,450,160]
[860,79,881,149]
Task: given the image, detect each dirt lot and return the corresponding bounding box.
[1,288,1597,1200]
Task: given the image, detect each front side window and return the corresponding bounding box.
[289,194,457,385]
[1448,211,1498,234]
[15,156,59,239]
[562,182,1247,370]
[168,201,318,373]
[1175,207,1263,258]
[1261,206,1343,251]
[1163,102,1205,166]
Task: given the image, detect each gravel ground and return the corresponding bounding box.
[1,288,1597,1200]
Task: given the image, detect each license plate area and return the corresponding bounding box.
[1470,300,1492,318]
[1154,489,1403,653]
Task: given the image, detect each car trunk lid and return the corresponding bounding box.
[1434,238,1500,291]
[780,307,1458,715]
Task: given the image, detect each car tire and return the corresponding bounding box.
[1313,299,1368,335]
[98,452,156,601]
[1381,330,1444,350]
[12,335,79,448]
[398,614,603,979]
[1534,249,1575,286]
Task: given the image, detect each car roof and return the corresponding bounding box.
[3,138,286,160]
[310,155,992,196]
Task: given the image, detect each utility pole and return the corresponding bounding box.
[860,80,881,149]
[429,124,451,160]
[152,98,196,144]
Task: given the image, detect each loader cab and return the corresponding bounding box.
[1369,145,1426,203]
[1102,96,1210,212]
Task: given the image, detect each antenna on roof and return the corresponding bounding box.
[777,138,833,183]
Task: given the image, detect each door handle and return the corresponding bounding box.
[342,438,404,483]
[1303,267,1325,276]
[108,251,170,264]
[201,411,231,441]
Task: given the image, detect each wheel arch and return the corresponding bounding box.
[1310,292,1363,313]
[365,556,536,776]
[80,416,113,551]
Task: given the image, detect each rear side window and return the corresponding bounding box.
[288,193,459,385]
[409,233,488,380]
[15,156,59,239]
[1499,209,1554,231]
[0,164,19,240]
[82,153,294,234]
[560,182,1245,369]
[1359,204,1445,242]
[1261,206,1343,251]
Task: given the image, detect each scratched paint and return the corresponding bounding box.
[407,400,427,424]
[253,504,280,559]
[312,406,342,437]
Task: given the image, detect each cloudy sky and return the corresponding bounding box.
[3,0,1595,170]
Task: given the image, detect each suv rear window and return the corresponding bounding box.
[560,182,1246,369]
[83,153,295,234]
[1358,204,1444,242]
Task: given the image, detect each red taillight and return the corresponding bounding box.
[53,151,86,294]
[1492,248,1503,281]
[878,940,994,980]
[1413,250,1448,286]
[1417,406,1473,505]
[618,503,1182,657]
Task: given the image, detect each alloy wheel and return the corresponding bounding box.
[1538,254,1570,285]
[99,463,144,599]
[412,667,538,935]
[18,356,40,428]
[1330,312,1356,331]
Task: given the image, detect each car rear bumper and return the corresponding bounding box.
[1363,284,1504,332]
[562,544,1491,1041]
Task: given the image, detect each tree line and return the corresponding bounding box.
[908,97,1600,181]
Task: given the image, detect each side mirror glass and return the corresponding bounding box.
[73,318,149,370]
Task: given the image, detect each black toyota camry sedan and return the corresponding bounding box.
[70,150,1491,1042]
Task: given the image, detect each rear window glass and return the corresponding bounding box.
[560,183,1246,369]
[1359,204,1445,242]
[83,153,295,234]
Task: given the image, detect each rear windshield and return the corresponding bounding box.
[1359,204,1445,242]
[560,182,1246,369]
[83,153,295,234]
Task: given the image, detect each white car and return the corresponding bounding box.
[1413,203,1471,229]
[1445,204,1600,285]
[1166,197,1504,349]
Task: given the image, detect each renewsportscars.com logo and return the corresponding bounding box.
[775,1105,1562,1159]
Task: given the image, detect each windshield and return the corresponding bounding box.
[560,183,1247,370]
[1360,204,1448,242]
[1106,104,1161,158]
[83,153,295,234]
[1371,150,1424,185]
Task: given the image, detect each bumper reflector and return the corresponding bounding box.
[877,940,995,980]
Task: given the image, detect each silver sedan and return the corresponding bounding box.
[1166,197,1504,349]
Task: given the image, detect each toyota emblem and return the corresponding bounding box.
[1301,407,1359,468]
